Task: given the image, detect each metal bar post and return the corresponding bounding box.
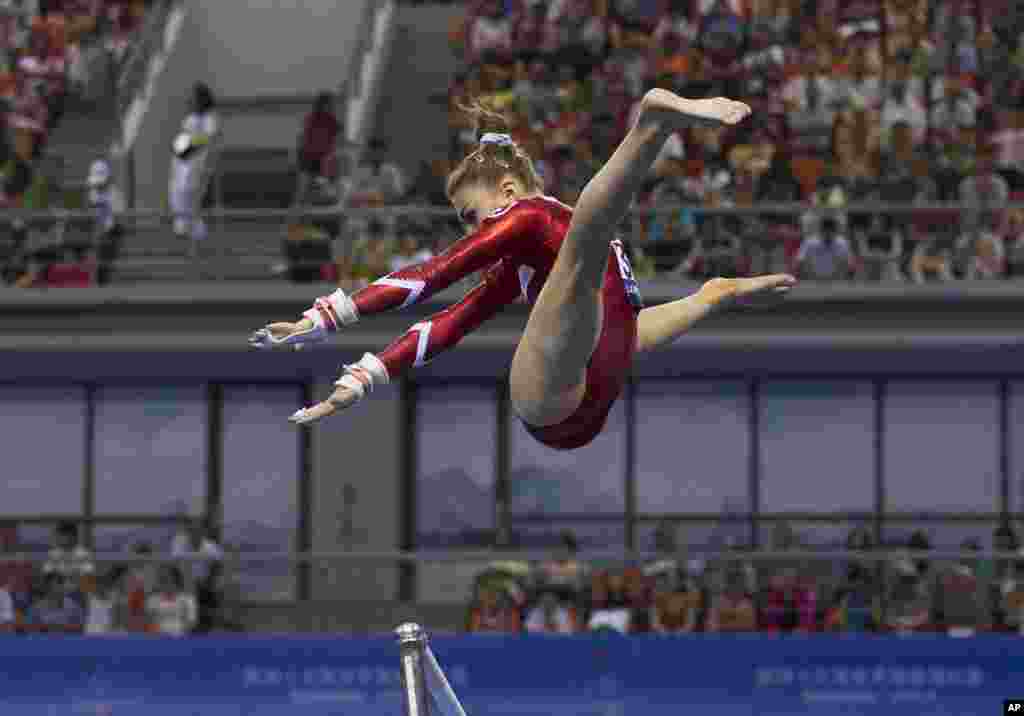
[396,622,430,716]
[424,644,469,716]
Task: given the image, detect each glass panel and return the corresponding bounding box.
[881,521,996,551]
[635,381,750,513]
[94,385,207,515]
[93,524,179,556]
[1011,382,1024,516]
[14,524,55,558]
[884,381,1000,513]
[510,400,626,515]
[416,385,497,547]
[636,519,752,555]
[222,385,301,601]
[510,521,626,551]
[760,381,875,512]
[0,385,85,514]
[756,520,876,588]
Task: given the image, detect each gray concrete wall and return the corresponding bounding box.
[188,0,368,98]
[311,379,402,602]
[373,4,461,175]
[218,109,309,150]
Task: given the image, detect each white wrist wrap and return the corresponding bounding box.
[303,288,360,333]
[335,353,390,399]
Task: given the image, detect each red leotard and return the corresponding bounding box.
[346,195,642,450]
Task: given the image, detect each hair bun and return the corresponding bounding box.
[457,99,511,138]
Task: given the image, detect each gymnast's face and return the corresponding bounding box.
[451,176,526,233]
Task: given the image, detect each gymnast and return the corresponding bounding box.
[250,89,795,450]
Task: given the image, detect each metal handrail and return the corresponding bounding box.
[114,0,176,121]
[9,201,1024,224]
[0,548,1020,565]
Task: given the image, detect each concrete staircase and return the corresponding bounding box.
[372,3,461,174]
[112,220,287,283]
[43,94,119,190]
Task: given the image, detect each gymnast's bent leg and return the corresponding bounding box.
[508,90,752,427]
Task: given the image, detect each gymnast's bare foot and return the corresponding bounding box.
[638,88,751,130]
[700,274,797,308]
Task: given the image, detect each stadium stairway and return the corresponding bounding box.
[371,2,460,174]
[43,94,120,191]
[113,220,287,283]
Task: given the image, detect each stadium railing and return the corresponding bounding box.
[6,201,1021,282]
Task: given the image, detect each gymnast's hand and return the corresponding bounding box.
[288,383,361,425]
[248,317,324,350]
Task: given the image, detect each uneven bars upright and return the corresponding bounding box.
[396,622,469,716]
[423,642,469,716]
[397,622,430,716]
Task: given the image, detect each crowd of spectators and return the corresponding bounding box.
[0,519,240,636]
[465,526,1024,635]
[429,0,1024,282]
[0,0,148,289]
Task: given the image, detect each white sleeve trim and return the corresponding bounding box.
[372,277,426,309]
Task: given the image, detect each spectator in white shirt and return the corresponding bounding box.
[146,566,197,637]
[347,139,408,208]
[782,46,844,152]
[0,579,14,633]
[169,82,219,242]
[958,144,1010,233]
[879,60,927,149]
[839,41,882,112]
[87,158,125,285]
[468,0,514,64]
[171,520,224,590]
[43,521,94,589]
[85,569,122,635]
[795,214,856,280]
[389,231,434,273]
[524,591,578,634]
[930,76,978,139]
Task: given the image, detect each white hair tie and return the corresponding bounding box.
[480,132,513,146]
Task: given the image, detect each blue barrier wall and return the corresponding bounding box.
[1,635,1017,716]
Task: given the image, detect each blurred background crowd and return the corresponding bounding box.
[464,526,1024,636]
[0,519,241,636]
[2,0,1024,288]
[275,0,1024,287]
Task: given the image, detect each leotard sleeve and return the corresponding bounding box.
[350,202,546,316]
[376,259,521,378]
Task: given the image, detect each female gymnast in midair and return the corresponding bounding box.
[250,89,796,450]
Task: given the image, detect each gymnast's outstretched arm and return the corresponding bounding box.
[635,275,796,354]
[288,261,522,424]
[249,206,543,349]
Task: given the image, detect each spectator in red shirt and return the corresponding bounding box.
[18,28,65,127]
[0,522,31,627]
[466,585,521,633]
[297,91,342,182]
[467,0,514,66]
[42,242,96,287]
[512,0,550,62]
[10,76,50,159]
[105,0,141,63]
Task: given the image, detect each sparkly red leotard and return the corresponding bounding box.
[342,195,642,450]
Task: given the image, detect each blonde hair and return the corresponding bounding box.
[445,100,543,200]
